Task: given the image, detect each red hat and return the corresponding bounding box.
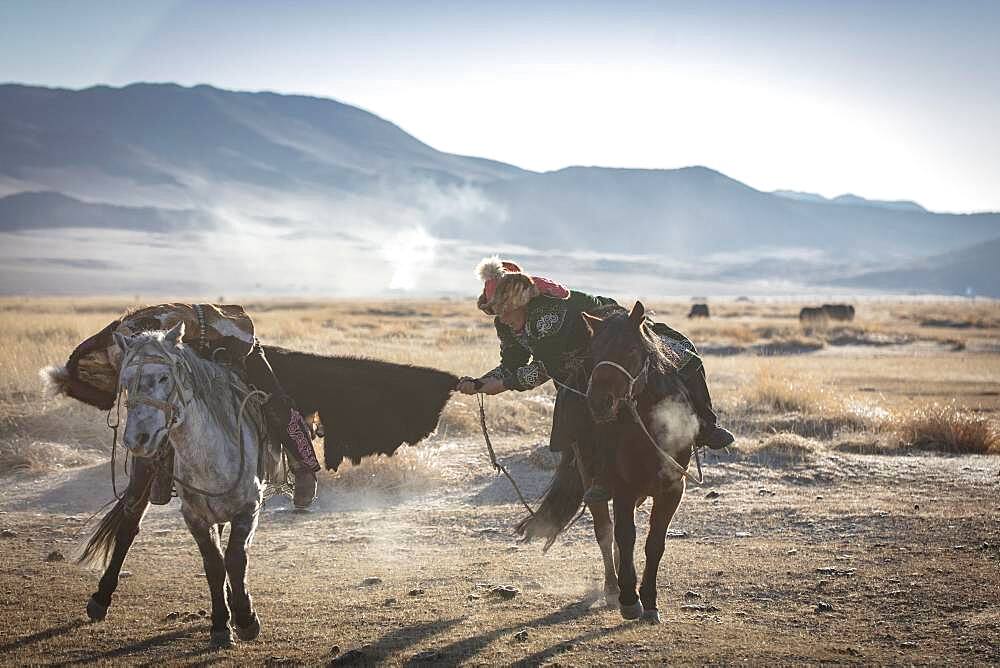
[475,257,569,315]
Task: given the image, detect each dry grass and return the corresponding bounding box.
[884,403,1000,455]
[326,445,447,494]
[741,432,824,464]
[1,296,998,477]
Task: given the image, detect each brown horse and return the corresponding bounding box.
[582,301,700,623]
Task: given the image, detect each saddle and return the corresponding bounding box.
[61,304,255,410]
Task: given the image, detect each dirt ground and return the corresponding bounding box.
[1,297,999,665]
[1,436,998,666]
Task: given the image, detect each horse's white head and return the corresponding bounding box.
[113,322,188,459]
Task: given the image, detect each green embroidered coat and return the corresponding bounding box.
[485,291,620,391]
[484,291,704,393]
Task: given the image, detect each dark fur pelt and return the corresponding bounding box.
[262,346,458,471]
[515,447,587,551]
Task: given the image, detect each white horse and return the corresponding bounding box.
[84,322,275,647]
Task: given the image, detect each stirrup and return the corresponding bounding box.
[292,467,318,509]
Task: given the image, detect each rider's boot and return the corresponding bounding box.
[264,393,320,509]
[685,366,735,450]
[148,447,175,505]
[246,340,321,509]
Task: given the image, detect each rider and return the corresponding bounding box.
[61,304,320,509]
[456,258,734,503]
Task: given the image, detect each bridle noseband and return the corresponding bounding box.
[586,356,650,408]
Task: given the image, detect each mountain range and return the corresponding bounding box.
[1,82,997,296]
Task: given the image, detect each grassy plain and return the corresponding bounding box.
[0,296,998,664]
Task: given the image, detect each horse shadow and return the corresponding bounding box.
[0,620,88,655]
[68,627,200,664]
[362,593,616,666]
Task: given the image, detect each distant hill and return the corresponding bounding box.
[0,82,524,198]
[834,237,1000,297]
[477,166,997,258]
[0,191,209,232]
[0,82,997,296]
[773,190,927,212]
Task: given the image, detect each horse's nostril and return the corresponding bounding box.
[137,432,150,446]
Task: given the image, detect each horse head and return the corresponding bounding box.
[583,301,650,423]
[113,322,190,459]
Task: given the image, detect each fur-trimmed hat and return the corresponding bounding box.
[475,257,568,315]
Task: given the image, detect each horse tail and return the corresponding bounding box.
[515,448,586,551]
[77,483,150,568]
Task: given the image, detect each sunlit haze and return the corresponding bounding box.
[3,0,999,213]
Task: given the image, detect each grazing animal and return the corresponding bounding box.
[821,303,856,322]
[81,323,275,647]
[798,306,828,325]
[688,303,710,318]
[583,301,699,623]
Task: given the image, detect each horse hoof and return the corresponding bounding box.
[86,597,108,622]
[210,628,233,648]
[641,609,662,624]
[235,614,261,641]
[620,601,643,620]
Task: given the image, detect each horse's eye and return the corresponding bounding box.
[158,375,168,384]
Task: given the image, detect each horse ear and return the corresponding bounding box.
[164,321,185,346]
[581,312,604,336]
[628,301,645,328]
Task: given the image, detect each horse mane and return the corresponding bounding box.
[261,345,457,471]
[125,331,263,445]
[595,310,680,375]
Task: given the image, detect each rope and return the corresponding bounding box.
[587,353,703,486]
[169,387,268,498]
[477,393,535,516]
[550,376,587,398]
[112,336,270,500]
[627,399,702,485]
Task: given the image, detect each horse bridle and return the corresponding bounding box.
[586,356,650,405]
[118,342,193,455]
[584,351,703,485]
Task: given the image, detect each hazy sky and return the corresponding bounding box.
[3,0,999,212]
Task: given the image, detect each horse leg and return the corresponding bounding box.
[613,493,642,620]
[226,509,261,641]
[588,501,619,608]
[183,511,232,647]
[85,461,153,621]
[638,480,684,624]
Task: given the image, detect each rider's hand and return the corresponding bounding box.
[457,376,506,395]
[478,377,507,395]
[457,377,482,395]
